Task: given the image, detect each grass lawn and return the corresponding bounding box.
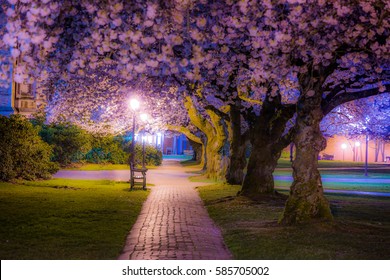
[0,179,149,259]
[65,163,129,170]
[64,163,158,171]
[277,158,389,169]
[273,170,390,193]
[197,183,390,259]
[163,155,193,161]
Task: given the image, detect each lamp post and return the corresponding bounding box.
[129,99,140,168]
[140,113,148,168]
[355,141,361,161]
[341,143,347,161]
[365,133,369,177]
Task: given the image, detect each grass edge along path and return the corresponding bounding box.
[197,183,390,259]
[0,179,149,260]
[64,163,159,171]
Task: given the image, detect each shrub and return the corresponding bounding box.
[0,115,59,181]
[85,135,128,164]
[39,123,91,166]
[133,143,163,166]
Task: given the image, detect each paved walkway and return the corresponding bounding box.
[117,160,232,260]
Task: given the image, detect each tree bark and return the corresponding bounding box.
[188,138,203,161]
[204,109,228,180]
[375,139,379,162]
[381,141,385,162]
[240,134,282,195]
[226,101,247,185]
[280,87,332,225]
[184,95,227,181]
[240,94,295,197]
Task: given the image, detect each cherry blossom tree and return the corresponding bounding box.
[2,0,390,225]
[323,93,390,161]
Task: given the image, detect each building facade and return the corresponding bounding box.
[134,132,193,155]
[0,6,45,118]
[0,59,46,117]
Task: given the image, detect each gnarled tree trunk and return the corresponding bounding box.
[226,101,247,185]
[240,94,295,197]
[184,95,227,181]
[241,134,282,195]
[204,111,227,180]
[280,87,332,225]
[188,138,204,164]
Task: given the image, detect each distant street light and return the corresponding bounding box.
[341,143,347,161]
[355,141,361,147]
[354,141,361,161]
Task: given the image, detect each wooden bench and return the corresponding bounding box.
[130,163,148,190]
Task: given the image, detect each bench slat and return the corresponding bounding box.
[129,163,148,190]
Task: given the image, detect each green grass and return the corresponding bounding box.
[64,163,158,171]
[0,179,149,259]
[65,163,130,170]
[273,170,390,193]
[180,159,202,167]
[197,184,390,259]
[163,155,193,160]
[188,173,223,183]
[277,158,389,169]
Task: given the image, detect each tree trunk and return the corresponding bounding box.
[240,135,281,195]
[183,95,227,180]
[375,139,379,162]
[226,143,246,185]
[240,94,295,197]
[226,101,247,185]
[280,88,332,225]
[205,135,226,180]
[381,141,385,162]
[189,138,203,162]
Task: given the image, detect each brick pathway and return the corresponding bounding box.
[118,160,232,260]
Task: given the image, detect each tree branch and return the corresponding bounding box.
[165,125,202,144]
[183,95,214,135]
[322,84,390,115]
[204,105,230,121]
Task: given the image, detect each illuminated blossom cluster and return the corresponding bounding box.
[322,93,390,138]
[0,0,389,132]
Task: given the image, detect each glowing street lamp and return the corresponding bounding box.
[130,99,140,111]
[355,141,361,147]
[353,141,361,161]
[341,143,347,161]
